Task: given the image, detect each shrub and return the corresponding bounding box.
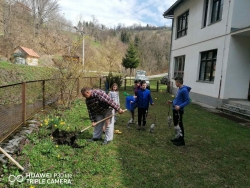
[106,72,123,89]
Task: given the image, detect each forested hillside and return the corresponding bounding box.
[0,0,171,76]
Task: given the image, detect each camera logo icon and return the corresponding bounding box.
[8,175,24,183]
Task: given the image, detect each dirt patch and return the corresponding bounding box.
[51,128,83,148]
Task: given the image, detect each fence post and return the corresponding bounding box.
[42,80,45,109]
[99,78,102,89]
[90,77,93,86]
[156,81,159,92]
[22,82,26,124]
[77,78,80,96]
[124,79,127,90]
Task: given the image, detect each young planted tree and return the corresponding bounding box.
[122,43,139,84]
[52,35,85,109]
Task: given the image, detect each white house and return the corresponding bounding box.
[163,0,250,107]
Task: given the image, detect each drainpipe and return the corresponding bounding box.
[218,0,231,107]
[166,17,174,93]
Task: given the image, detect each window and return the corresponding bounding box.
[211,0,224,24]
[199,49,217,82]
[177,11,189,38]
[174,56,185,78]
[202,0,209,27]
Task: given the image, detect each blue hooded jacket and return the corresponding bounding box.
[172,85,191,111]
[134,88,153,109]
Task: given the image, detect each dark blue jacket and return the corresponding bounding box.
[172,85,191,111]
[135,89,153,109]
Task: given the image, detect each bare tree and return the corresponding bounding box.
[102,37,125,73]
[22,0,60,36]
[0,0,3,35]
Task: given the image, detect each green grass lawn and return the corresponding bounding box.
[0,61,58,86]
[1,90,250,188]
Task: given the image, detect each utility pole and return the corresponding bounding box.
[74,26,85,68]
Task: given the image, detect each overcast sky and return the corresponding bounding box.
[59,0,176,28]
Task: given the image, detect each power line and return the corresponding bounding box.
[105,0,164,26]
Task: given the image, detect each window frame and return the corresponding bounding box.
[210,0,223,24]
[202,0,209,28]
[176,10,189,39]
[173,55,185,79]
[198,49,217,82]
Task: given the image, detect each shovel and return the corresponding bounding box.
[167,103,172,128]
[80,109,127,132]
[0,147,25,171]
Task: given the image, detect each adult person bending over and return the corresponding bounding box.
[81,87,125,145]
[168,77,191,146]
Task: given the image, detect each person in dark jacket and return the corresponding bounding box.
[132,80,154,130]
[128,80,141,124]
[81,87,125,145]
[168,77,191,146]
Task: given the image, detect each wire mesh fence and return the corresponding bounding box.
[0,84,22,142]
[26,81,44,119]
[0,76,164,142]
[0,77,101,143]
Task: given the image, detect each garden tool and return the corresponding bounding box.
[167,103,172,128]
[149,115,157,133]
[149,124,155,133]
[173,112,183,139]
[123,92,130,96]
[80,109,127,132]
[0,147,25,171]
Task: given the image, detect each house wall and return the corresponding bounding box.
[168,0,234,106]
[15,57,25,65]
[171,0,232,51]
[223,35,250,99]
[231,0,250,30]
[13,48,25,56]
[26,56,38,66]
[170,36,228,98]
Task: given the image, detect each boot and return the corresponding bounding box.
[173,136,185,146]
[171,125,183,142]
[142,121,146,130]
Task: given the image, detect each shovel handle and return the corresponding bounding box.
[80,125,92,132]
[81,109,127,132]
[168,103,171,115]
[0,147,24,171]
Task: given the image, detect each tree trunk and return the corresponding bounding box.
[130,68,132,85]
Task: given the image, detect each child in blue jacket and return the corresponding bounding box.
[132,80,154,130]
[168,77,191,146]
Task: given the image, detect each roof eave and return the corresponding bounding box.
[163,0,184,18]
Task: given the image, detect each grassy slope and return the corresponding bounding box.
[1,88,250,187]
[0,61,58,86]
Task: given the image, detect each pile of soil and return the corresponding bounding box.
[51,128,83,148]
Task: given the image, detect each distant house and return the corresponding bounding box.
[163,0,250,106]
[13,46,40,66]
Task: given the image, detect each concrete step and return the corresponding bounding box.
[228,100,250,110]
[220,104,250,119]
